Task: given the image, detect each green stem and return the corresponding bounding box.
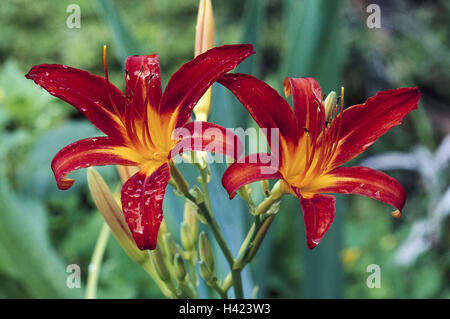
[222,273,233,292]
[198,165,213,211]
[211,280,228,299]
[231,269,244,298]
[188,257,198,288]
[85,223,110,299]
[196,165,244,299]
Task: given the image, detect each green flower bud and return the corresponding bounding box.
[323,91,337,123]
[180,221,195,251]
[199,232,214,272]
[184,202,199,241]
[237,184,253,206]
[150,246,171,282]
[163,233,178,262]
[199,260,213,283]
[173,253,187,282]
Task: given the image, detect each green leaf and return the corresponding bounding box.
[96,0,144,63]
[0,181,82,298]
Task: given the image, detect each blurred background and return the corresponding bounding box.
[0,0,449,298]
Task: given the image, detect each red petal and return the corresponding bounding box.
[170,121,244,160]
[222,154,282,199]
[296,191,336,249]
[305,166,406,212]
[26,64,126,140]
[331,87,421,168]
[159,44,255,128]
[121,164,170,250]
[52,137,138,190]
[124,54,162,115]
[218,73,299,148]
[283,77,324,139]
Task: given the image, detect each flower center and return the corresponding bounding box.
[282,87,345,190]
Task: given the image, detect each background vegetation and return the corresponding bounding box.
[0,0,448,298]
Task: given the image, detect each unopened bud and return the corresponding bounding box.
[184,202,199,241]
[163,233,178,262]
[199,232,214,272]
[181,221,195,251]
[237,184,253,205]
[87,168,147,264]
[323,91,337,123]
[173,253,187,282]
[150,245,171,282]
[193,0,215,121]
[169,160,189,194]
[159,219,168,240]
[199,260,213,282]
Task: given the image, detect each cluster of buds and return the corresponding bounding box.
[87,167,211,298]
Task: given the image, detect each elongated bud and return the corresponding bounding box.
[323,91,337,124]
[150,246,171,282]
[87,168,147,264]
[199,260,213,282]
[157,219,168,251]
[163,233,178,262]
[169,160,189,194]
[180,221,195,251]
[173,253,187,282]
[199,232,214,272]
[195,0,215,57]
[193,0,215,121]
[159,219,168,240]
[184,202,199,241]
[237,184,253,206]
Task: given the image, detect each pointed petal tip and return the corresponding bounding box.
[57,178,75,190]
[307,239,320,250]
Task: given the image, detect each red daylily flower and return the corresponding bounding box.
[26,44,254,250]
[219,73,421,249]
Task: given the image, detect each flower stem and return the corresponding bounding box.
[85,222,110,299]
[195,164,245,298]
[231,269,244,298]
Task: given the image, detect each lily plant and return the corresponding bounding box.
[25,0,421,299]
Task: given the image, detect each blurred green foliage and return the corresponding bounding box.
[0,0,449,298]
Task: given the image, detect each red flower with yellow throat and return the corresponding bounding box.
[220,73,421,249]
[26,44,254,250]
